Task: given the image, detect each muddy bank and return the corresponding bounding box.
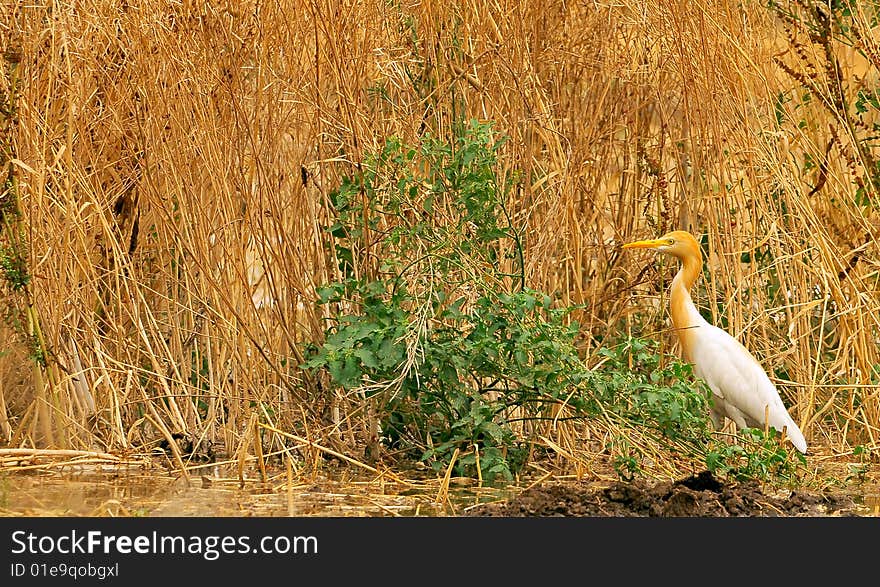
[468,470,861,516]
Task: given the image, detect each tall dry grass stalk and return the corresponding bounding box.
[0,0,877,473]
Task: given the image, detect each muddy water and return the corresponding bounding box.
[0,465,510,517]
[1,465,877,517]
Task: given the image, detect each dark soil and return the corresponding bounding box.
[468,470,859,517]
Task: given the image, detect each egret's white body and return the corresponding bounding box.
[623,230,807,454]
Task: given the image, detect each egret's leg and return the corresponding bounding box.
[725,405,750,430]
[709,407,725,430]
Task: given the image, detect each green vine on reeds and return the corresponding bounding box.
[770,0,880,207]
[1,46,47,371]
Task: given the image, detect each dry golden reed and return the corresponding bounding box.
[0,0,877,475]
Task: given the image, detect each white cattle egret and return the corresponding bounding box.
[622,230,808,454]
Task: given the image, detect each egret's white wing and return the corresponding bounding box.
[688,323,807,453]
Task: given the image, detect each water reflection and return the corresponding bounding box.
[0,465,509,517]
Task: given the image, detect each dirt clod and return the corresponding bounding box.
[469,470,859,517]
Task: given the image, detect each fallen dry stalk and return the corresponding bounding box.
[0,448,147,472]
[0,448,123,460]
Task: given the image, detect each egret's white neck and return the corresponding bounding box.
[669,254,705,361]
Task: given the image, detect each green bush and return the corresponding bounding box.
[303,121,804,484]
[706,427,806,483]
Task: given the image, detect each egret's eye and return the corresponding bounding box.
[667,238,675,245]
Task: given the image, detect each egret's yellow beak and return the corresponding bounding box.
[622,238,665,250]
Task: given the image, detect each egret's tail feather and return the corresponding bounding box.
[768,410,808,454]
[784,420,808,454]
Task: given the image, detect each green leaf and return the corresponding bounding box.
[353,347,379,369]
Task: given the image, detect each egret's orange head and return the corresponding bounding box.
[622,230,701,262]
